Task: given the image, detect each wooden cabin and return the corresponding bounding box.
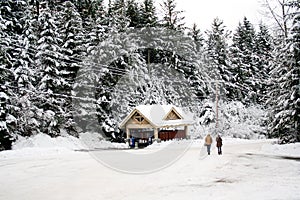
[119,105,194,146]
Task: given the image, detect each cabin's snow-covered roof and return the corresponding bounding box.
[119,105,194,128]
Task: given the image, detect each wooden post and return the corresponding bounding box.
[154,128,158,140]
[184,126,188,139]
[126,127,130,139]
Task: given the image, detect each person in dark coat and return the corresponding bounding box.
[216,135,223,155]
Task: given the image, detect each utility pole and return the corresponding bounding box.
[148,48,151,64]
[215,80,219,129]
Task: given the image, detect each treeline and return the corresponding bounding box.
[0,0,299,150]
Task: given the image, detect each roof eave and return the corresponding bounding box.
[119,108,157,129]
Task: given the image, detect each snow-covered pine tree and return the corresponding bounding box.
[205,18,232,101]
[229,17,258,103]
[136,27,203,105]
[126,0,140,28]
[139,0,157,27]
[73,5,119,135]
[55,1,86,136]
[104,51,149,141]
[57,1,84,80]
[0,0,26,149]
[254,23,273,104]
[12,2,42,137]
[267,4,300,143]
[0,36,15,149]
[188,23,204,52]
[0,64,12,151]
[72,0,104,23]
[35,1,67,137]
[160,0,185,31]
[84,0,147,139]
[108,0,130,32]
[14,2,37,92]
[0,91,13,150]
[82,0,107,55]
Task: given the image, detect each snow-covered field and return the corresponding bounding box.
[0,135,299,200]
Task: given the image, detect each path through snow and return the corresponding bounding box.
[0,139,299,200]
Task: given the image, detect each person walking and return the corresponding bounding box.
[216,135,223,155]
[205,134,213,155]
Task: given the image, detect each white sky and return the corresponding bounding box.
[162,0,264,31]
[104,0,265,31]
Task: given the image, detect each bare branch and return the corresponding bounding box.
[265,0,286,34]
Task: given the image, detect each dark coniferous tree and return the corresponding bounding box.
[13,2,41,137]
[254,23,273,103]
[85,1,107,54]
[205,18,232,100]
[0,91,14,150]
[126,0,140,28]
[268,8,300,143]
[35,1,66,136]
[140,0,157,27]
[72,0,105,23]
[0,0,27,148]
[109,0,130,32]
[56,1,85,136]
[229,17,258,103]
[161,0,185,31]
[188,23,204,52]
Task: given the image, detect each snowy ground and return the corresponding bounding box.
[0,136,300,200]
